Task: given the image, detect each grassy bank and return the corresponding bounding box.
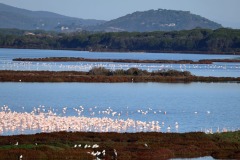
[0,131,239,159]
[0,68,239,83]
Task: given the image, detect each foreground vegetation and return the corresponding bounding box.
[0,68,239,83]
[0,131,239,159]
[1,28,240,54]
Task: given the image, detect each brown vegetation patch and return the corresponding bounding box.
[0,131,239,159]
[0,69,239,83]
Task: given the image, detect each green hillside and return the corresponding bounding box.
[91,9,222,32]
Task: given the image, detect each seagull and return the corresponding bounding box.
[15,142,18,146]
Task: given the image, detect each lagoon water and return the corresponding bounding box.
[0,48,240,135]
[0,82,240,134]
[0,48,240,77]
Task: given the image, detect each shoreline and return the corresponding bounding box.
[0,131,239,159]
[2,47,240,55]
[0,70,239,83]
[13,57,240,64]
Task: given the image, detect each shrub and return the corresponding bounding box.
[88,67,111,75]
[125,68,149,76]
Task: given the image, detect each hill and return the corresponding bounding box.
[0,4,222,32]
[0,3,105,31]
[91,9,222,32]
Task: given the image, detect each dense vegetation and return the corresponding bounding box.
[0,131,239,159]
[1,28,240,53]
[1,68,240,83]
[87,67,192,77]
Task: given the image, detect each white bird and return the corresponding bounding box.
[167,125,171,131]
[92,144,99,148]
[74,144,77,148]
[114,149,117,156]
[91,151,96,156]
[102,150,106,156]
[175,125,179,129]
[175,122,179,129]
[96,151,101,156]
[15,142,18,146]
[19,155,23,159]
[144,143,148,147]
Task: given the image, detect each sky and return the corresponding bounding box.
[0,0,239,28]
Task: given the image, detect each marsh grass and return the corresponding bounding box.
[0,131,239,159]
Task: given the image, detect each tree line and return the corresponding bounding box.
[0,28,240,53]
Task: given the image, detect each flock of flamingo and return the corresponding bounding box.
[0,105,236,135]
[0,105,162,135]
[1,60,239,73]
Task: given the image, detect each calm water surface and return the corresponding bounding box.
[1,48,239,60]
[0,48,240,77]
[0,49,240,135]
[0,82,239,134]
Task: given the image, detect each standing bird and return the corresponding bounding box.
[175,122,179,129]
[167,125,171,132]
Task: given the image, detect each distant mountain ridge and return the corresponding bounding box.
[0,3,105,31]
[90,9,222,32]
[0,3,222,32]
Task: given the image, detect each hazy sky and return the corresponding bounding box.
[0,0,239,28]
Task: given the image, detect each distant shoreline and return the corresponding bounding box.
[1,28,240,55]
[4,47,240,55]
[13,57,240,64]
